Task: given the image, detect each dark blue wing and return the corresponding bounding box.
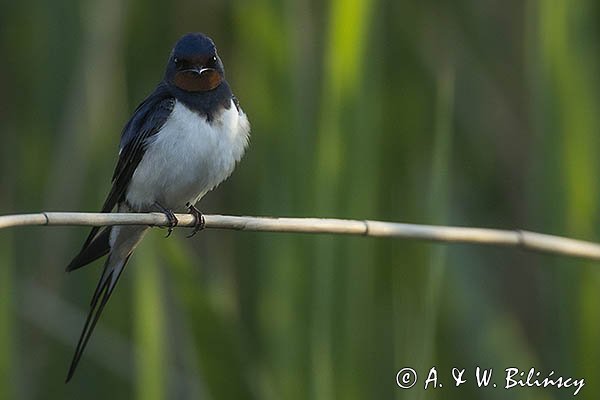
[104,83,175,215]
[66,84,175,271]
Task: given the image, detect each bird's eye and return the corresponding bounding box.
[173,57,179,64]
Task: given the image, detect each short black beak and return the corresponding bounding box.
[182,66,215,75]
[173,65,222,92]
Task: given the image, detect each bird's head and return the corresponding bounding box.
[165,33,225,92]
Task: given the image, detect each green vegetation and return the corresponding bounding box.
[0,1,599,399]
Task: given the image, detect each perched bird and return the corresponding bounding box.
[64,32,250,381]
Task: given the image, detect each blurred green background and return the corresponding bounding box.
[1,0,599,399]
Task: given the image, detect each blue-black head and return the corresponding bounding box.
[165,33,225,93]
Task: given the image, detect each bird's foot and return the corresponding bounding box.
[153,202,178,237]
[186,202,205,238]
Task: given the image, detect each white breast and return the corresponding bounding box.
[126,100,250,211]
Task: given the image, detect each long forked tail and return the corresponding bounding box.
[65,225,148,382]
[65,254,130,382]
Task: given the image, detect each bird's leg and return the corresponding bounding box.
[186,202,206,238]
[153,202,178,237]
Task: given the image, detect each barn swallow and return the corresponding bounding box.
[64,32,250,381]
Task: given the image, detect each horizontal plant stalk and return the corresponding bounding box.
[0,212,599,261]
